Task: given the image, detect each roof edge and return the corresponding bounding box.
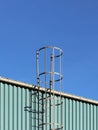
[0,76,98,105]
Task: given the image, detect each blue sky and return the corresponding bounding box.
[0,0,98,100]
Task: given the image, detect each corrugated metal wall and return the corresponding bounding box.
[63,98,98,130]
[0,81,98,130]
[0,82,30,130]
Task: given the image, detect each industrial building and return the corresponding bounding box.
[0,77,98,130]
[0,46,98,130]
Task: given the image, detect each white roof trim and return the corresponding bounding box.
[0,76,98,105]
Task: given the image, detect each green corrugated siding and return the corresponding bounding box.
[0,82,30,130]
[63,99,98,130]
[0,81,98,130]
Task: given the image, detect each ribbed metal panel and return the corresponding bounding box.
[0,81,98,130]
[62,98,98,130]
[0,82,30,130]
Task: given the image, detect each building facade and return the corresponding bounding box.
[0,77,98,130]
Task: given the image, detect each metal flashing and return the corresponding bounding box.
[0,76,98,105]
